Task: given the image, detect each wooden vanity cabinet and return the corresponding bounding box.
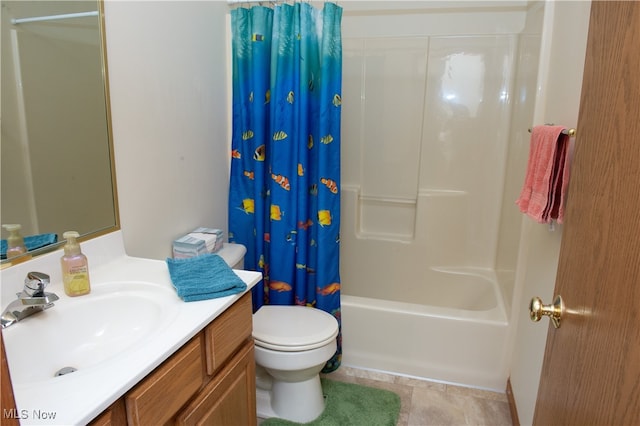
[126,336,205,425]
[1,332,19,426]
[89,399,126,426]
[176,340,255,426]
[90,292,256,426]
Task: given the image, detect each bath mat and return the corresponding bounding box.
[260,378,401,426]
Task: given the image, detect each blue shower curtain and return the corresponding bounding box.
[228,2,342,372]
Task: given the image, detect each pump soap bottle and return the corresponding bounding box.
[60,231,91,296]
[2,224,27,259]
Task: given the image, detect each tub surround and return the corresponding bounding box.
[337,2,544,393]
[0,231,261,425]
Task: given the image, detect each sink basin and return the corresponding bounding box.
[3,281,179,385]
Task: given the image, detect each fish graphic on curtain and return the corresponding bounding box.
[228,3,342,372]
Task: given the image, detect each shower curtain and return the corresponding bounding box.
[228,2,342,372]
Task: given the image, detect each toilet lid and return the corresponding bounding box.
[253,305,339,352]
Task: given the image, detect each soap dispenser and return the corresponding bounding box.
[60,231,91,296]
[2,224,27,259]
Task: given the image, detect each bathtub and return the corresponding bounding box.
[340,268,510,391]
[336,1,541,392]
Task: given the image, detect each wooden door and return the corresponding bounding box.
[533,2,640,425]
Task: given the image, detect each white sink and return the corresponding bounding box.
[3,281,179,385]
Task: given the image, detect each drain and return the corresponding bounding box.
[54,366,77,377]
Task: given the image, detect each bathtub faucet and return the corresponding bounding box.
[1,272,60,329]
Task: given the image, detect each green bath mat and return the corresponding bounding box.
[261,378,401,426]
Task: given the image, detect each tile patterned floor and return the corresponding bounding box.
[319,366,513,426]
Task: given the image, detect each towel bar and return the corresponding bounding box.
[528,126,576,136]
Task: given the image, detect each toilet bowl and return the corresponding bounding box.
[217,244,339,422]
[253,305,339,423]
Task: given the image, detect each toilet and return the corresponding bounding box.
[215,242,247,269]
[253,305,339,423]
[216,243,339,423]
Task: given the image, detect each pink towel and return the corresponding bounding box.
[516,125,572,224]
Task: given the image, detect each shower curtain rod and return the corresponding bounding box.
[11,11,98,25]
[227,0,292,4]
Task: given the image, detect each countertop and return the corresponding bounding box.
[1,231,261,425]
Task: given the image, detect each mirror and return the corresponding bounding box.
[1,0,118,264]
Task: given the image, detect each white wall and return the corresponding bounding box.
[495,1,543,314]
[508,2,591,424]
[104,1,231,260]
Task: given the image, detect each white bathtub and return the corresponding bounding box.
[340,268,510,391]
[337,6,538,392]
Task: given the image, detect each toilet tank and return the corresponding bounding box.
[216,243,246,269]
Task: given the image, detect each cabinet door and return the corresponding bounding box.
[126,336,204,425]
[177,339,256,426]
[1,333,19,426]
[89,399,127,426]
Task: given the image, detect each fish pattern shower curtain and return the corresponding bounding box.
[228,2,342,372]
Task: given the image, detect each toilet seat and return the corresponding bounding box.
[253,305,339,352]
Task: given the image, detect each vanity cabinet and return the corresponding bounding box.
[1,332,19,426]
[89,400,126,426]
[90,292,256,426]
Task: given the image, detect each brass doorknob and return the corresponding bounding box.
[529,295,564,328]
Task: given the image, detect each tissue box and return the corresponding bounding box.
[172,228,224,259]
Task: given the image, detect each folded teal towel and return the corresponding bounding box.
[1,233,58,259]
[166,254,247,302]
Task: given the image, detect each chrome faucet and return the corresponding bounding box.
[1,272,59,329]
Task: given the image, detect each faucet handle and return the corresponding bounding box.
[24,272,50,297]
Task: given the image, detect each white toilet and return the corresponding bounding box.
[216,242,247,269]
[217,243,339,423]
[253,305,339,423]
